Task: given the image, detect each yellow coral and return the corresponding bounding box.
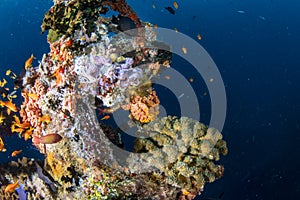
[46,152,70,181]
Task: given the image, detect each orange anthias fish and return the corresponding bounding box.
[165,75,171,80]
[25,54,35,70]
[12,115,31,129]
[52,67,64,86]
[27,93,38,100]
[23,127,34,141]
[101,115,110,120]
[0,100,18,115]
[0,112,5,124]
[0,78,7,87]
[197,33,202,40]
[0,137,6,152]
[173,1,179,10]
[40,115,51,123]
[11,150,22,157]
[32,133,62,145]
[11,125,24,134]
[4,181,20,193]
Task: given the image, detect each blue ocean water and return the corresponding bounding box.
[0,0,299,199]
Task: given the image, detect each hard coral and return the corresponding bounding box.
[129,116,228,196]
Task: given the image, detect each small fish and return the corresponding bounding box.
[11,125,24,134]
[173,2,179,9]
[259,16,266,20]
[5,69,17,79]
[13,115,21,124]
[11,150,22,157]
[7,91,17,101]
[5,181,20,193]
[0,100,18,113]
[181,188,190,195]
[178,93,184,99]
[165,75,171,80]
[0,78,7,87]
[197,33,202,40]
[27,93,38,100]
[152,2,156,9]
[165,6,175,15]
[25,54,35,70]
[40,115,51,123]
[5,69,11,76]
[182,47,188,54]
[237,10,245,14]
[32,133,62,145]
[0,112,5,124]
[12,115,31,129]
[24,127,34,141]
[0,137,6,152]
[0,87,9,98]
[101,115,110,120]
[189,77,194,83]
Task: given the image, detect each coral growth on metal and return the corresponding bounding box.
[0,0,227,199]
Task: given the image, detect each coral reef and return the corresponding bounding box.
[0,0,227,199]
[41,0,108,41]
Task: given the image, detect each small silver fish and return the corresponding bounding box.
[258,16,266,20]
[178,93,184,99]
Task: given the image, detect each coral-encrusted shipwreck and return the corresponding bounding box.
[0,0,227,199]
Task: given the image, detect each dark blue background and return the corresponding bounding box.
[1,0,299,199]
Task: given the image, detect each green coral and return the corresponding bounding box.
[41,0,108,40]
[129,116,228,193]
[47,29,60,43]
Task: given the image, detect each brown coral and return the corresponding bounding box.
[123,89,160,123]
